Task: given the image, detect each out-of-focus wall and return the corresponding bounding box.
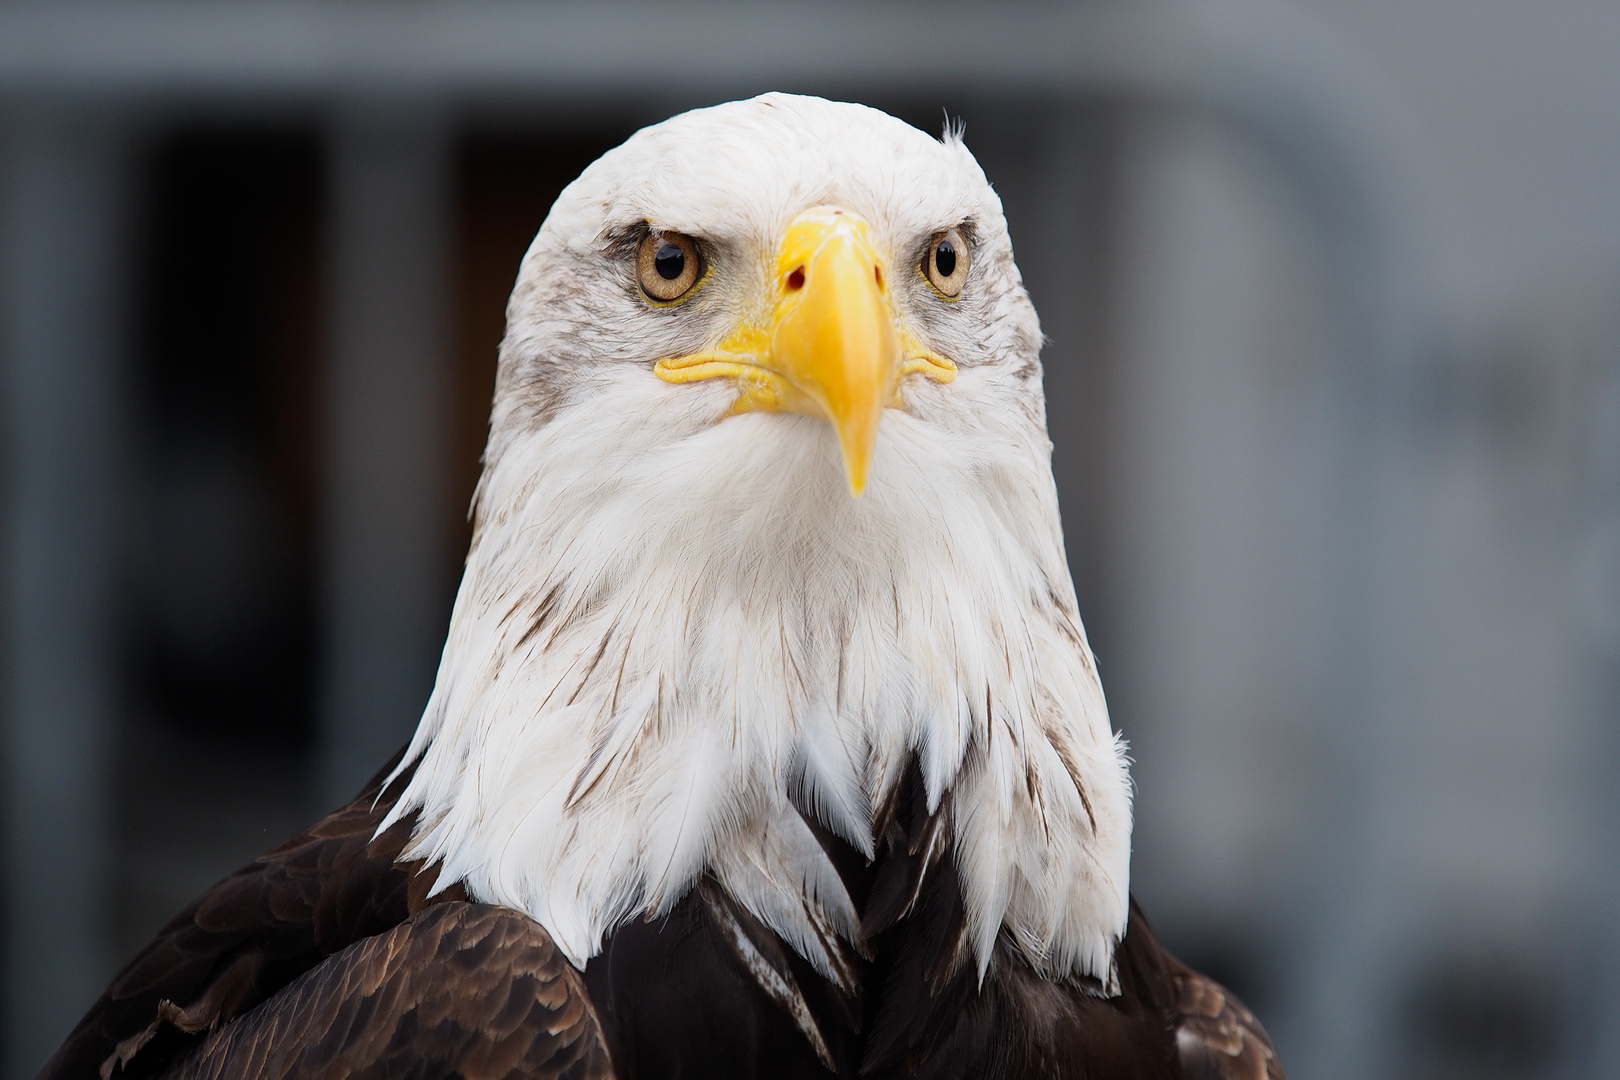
[1108,6,1620,1078]
[1300,0,1620,309]
[0,3,1616,1080]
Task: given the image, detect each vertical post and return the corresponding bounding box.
[319,103,453,809]
[1581,312,1620,1079]
[1027,107,1117,639]
[0,102,126,1077]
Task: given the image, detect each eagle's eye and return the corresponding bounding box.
[922,229,970,299]
[637,230,704,303]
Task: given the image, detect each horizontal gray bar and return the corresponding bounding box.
[0,1,1315,102]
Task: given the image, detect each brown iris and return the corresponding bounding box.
[922,228,970,299]
[637,230,704,303]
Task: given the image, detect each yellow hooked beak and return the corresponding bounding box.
[655,208,954,495]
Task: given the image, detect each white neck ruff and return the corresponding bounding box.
[382,368,1132,988]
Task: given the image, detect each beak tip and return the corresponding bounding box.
[840,436,873,498]
[842,455,868,497]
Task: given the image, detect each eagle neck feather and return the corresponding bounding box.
[381,371,1133,990]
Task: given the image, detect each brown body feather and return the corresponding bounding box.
[40,752,1284,1080]
[167,903,612,1080]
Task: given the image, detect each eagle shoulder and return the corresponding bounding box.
[39,749,453,1080]
[1169,963,1286,1080]
[165,902,613,1080]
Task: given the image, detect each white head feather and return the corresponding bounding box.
[381,93,1132,989]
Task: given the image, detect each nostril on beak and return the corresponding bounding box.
[786,266,805,291]
[873,265,884,291]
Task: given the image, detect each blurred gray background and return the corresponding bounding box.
[2,2,1617,1078]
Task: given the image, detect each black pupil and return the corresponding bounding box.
[655,243,686,280]
[934,240,957,279]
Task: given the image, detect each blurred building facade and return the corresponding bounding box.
[1,2,1617,1079]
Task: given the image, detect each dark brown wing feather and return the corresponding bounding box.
[165,902,613,1080]
[39,750,460,1080]
[1170,960,1287,1080]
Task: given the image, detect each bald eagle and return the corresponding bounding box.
[43,95,1284,1080]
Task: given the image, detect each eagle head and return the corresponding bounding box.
[383,93,1133,991]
